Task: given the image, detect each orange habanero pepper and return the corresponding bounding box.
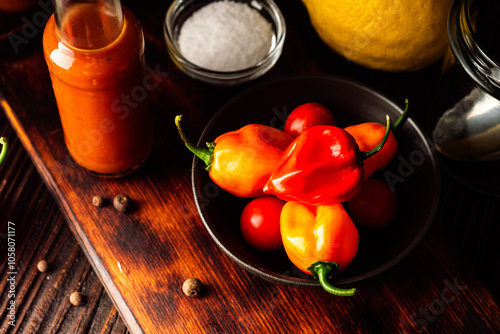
[175,115,293,198]
[345,100,409,179]
[281,201,358,296]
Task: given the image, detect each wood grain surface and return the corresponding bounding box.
[0,112,130,333]
[1,0,499,333]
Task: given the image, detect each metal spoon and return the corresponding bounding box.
[432,87,500,161]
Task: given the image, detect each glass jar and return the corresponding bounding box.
[432,0,500,161]
[430,0,500,197]
[43,0,153,177]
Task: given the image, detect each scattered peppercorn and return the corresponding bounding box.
[113,194,132,212]
[92,195,104,207]
[182,278,203,297]
[37,260,48,272]
[69,291,85,306]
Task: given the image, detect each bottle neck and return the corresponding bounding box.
[54,0,124,50]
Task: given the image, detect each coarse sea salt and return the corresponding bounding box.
[178,1,274,72]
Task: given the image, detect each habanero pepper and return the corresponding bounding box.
[345,100,409,179]
[0,137,7,167]
[175,115,293,198]
[263,116,391,205]
[281,201,358,296]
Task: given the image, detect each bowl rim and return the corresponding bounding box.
[191,73,441,287]
[164,0,286,83]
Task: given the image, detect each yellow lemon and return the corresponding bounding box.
[302,0,453,71]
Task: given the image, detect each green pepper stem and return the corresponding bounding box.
[359,115,391,162]
[174,115,214,170]
[392,99,409,131]
[308,261,356,296]
[0,137,8,167]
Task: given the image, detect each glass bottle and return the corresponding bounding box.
[43,0,153,176]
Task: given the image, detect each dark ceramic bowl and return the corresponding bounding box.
[192,74,441,288]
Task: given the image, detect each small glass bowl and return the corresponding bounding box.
[164,0,286,86]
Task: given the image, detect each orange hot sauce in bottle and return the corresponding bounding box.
[43,0,153,176]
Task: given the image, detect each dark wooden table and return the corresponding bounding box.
[1,0,499,333]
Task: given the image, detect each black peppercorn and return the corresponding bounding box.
[69,291,85,306]
[182,278,203,297]
[37,260,49,272]
[113,194,131,212]
[92,195,103,207]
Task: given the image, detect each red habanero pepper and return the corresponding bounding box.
[281,201,358,296]
[345,100,409,179]
[175,115,293,198]
[264,116,391,205]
